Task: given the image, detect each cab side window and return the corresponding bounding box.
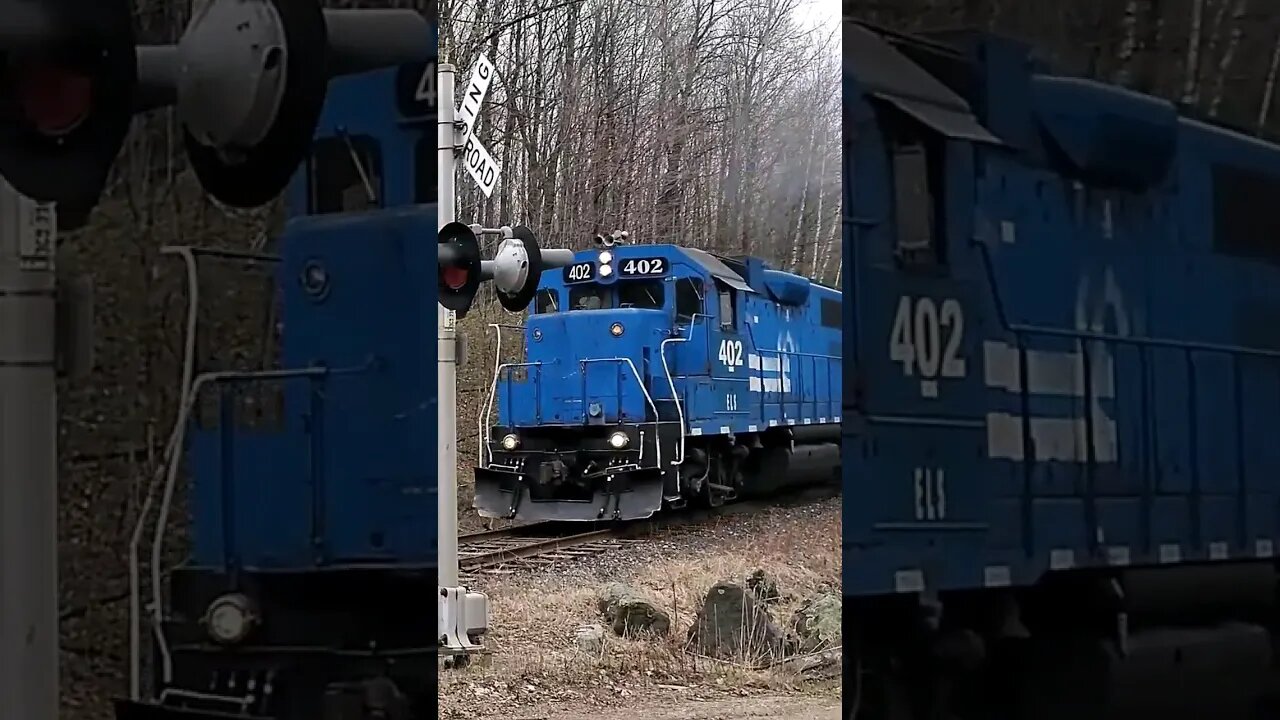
[535,289,559,314]
[716,281,737,331]
[886,118,944,267]
[675,278,703,321]
[308,135,383,214]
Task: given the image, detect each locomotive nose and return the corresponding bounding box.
[524,309,668,424]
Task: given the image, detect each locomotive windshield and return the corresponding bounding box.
[538,280,668,313]
[569,285,609,310]
[618,280,664,309]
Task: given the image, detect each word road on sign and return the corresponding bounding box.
[463,134,500,198]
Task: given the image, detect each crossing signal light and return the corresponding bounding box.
[438,223,576,317]
[439,222,483,317]
[0,0,433,225]
[0,0,137,218]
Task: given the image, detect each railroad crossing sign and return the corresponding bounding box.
[456,54,502,197]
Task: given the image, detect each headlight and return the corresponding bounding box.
[501,434,519,450]
[205,593,255,645]
[599,264,613,277]
[599,251,613,264]
[610,322,624,337]
[608,431,629,449]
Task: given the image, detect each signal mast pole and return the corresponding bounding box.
[437,55,573,658]
[0,180,59,720]
[438,64,463,594]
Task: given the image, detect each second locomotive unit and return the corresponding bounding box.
[473,235,842,522]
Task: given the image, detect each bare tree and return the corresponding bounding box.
[443,0,841,280]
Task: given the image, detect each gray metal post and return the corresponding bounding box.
[0,178,59,720]
[438,62,460,590]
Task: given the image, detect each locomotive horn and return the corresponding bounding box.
[593,230,629,248]
[0,0,137,215]
[438,221,483,317]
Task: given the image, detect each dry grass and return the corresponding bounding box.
[439,500,841,718]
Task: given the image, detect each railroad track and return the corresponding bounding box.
[455,485,840,583]
[457,524,639,582]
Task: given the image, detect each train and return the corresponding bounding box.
[115,55,441,720]
[472,234,843,522]
[843,19,1280,719]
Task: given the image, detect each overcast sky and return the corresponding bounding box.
[793,0,840,36]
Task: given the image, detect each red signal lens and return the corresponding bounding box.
[15,62,92,136]
[443,265,469,291]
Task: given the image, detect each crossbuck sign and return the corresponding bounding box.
[457,54,501,197]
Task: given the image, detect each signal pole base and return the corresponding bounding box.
[438,585,490,667]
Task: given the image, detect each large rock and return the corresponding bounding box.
[687,582,787,663]
[789,592,841,653]
[596,582,671,637]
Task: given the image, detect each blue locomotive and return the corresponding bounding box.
[117,56,441,720]
[844,20,1280,719]
[473,235,843,522]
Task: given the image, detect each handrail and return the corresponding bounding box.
[146,363,371,689]
[479,322,527,467]
[973,240,1280,358]
[482,360,543,465]
[129,246,291,700]
[661,313,712,470]
[128,246,200,701]
[971,237,1280,559]
[750,342,842,423]
[580,357,664,470]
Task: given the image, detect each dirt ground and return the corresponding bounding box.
[438,498,842,719]
[488,690,843,719]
